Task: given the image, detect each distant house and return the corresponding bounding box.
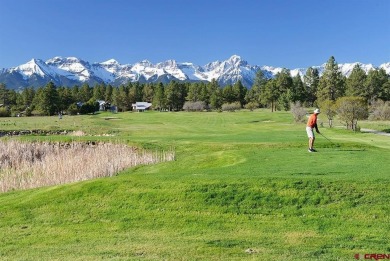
[132,102,152,112]
[97,100,111,111]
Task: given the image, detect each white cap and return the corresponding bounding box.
[314,108,320,114]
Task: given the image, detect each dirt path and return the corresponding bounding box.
[361,128,390,136]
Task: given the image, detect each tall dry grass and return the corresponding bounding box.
[0,140,175,193]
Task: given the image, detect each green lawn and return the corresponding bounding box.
[0,110,389,260]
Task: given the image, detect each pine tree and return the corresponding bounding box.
[105,84,113,103]
[39,81,60,116]
[0,83,9,107]
[317,56,345,102]
[210,87,222,110]
[291,74,306,103]
[222,85,235,103]
[303,67,320,106]
[80,83,92,102]
[21,87,35,107]
[58,87,74,113]
[187,82,202,102]
[233,80,247,106]
[143,83,154,103]
[249,69,269,107]
[152,82,166,111]
[346,64,367,97]
[365,68,389,103]
[262,79,279,112]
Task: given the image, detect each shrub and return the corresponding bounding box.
[290,102,307,123]
[245,102,258,111]
[0,107,11,117]
[222,102,241,112]
[369,100,390,120]
[336,96,368,131]
[183,101,206,112]
[67,103,79,115]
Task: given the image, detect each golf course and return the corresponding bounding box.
[0,110,389,260]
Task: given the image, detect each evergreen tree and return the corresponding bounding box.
[317,56,345,102]
[246,70,268,106]
[206,79,220,108]
[58,87,74,113]
[39,81,60,116]
[0,83,9,107]
[105,84,113,102]
[165,81,177,111]
[222,85,235,103]
[262,79,279,112]
[112,85,131,111]
[303,67,320,106]
[71,85,81,101]
[143,83,154,102]
[210,87,223,110]
[275,69,293,94]
[21,87,35,107]
[187,82,202,102]
[92,83,105,101]
[165,81,186,111]
[152,82,166,111]
[380,77,390,101]
[365,68,390,102]
[346,64,367,97]
[127,83,136,105]
[233,80,247,106]
[291,74,306,103]
[79,83,92,102]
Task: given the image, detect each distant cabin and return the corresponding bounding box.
[132,102,152,112]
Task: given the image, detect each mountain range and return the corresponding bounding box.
[1,55,389,90]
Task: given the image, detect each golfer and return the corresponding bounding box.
[306,108,320,152]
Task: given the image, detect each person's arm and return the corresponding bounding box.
[314,123,320,134]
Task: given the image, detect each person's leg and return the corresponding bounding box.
[309,137,313,149]
[306,127,314,150]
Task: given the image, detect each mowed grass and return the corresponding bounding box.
[0,110,389,260]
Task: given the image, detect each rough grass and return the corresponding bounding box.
[0,140,174,193]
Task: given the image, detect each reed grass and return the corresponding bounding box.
[0,140,175,193]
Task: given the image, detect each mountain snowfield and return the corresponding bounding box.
[0,55,389,90]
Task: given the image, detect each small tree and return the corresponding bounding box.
[290,102,307,123]
[318,99,337,128]
[336,96,368,131]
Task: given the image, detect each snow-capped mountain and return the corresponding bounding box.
[0,55,389,90]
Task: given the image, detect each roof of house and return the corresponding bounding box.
[132,102,152,110]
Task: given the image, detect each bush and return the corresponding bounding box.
[369,100,390,120]
[290,102,307,123]
[222,102,241,112]
[336,96,368,131]
[183,101,206,112]
[25,107,33,117]
[0,107,11,117]
[67,103,79,115]
[245,102,258,111]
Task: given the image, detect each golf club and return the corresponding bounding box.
[319,133,339,147]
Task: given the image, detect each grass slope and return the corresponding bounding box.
[0,110,389,260]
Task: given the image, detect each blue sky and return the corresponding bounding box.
[0,0,389,69]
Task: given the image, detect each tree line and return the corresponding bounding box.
[0,56,389,121]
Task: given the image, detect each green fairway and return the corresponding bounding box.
[0,110,389,260]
